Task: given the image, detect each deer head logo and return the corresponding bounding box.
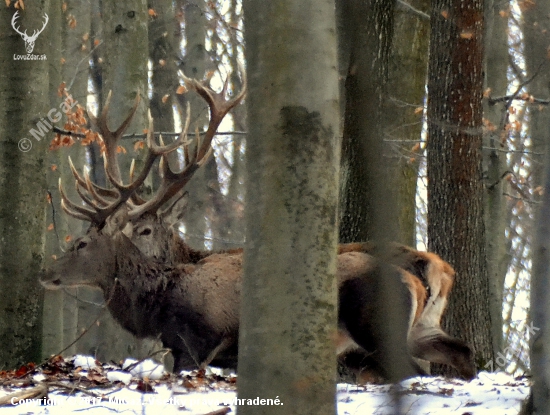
[11,11,49,54]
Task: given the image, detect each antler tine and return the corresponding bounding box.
[101,109,185,203]
[124,105,193,191]
[88,91,113,142]
[70,85,142,223]
[181,70,247,161]
[68,156,87,189]
[107,110,159,195]
[60,200,96,222]
[129,159,146,205]
[127,71,246,219]
[88,90,141,185]
[59,178,102,223]
[68,156,117,200]
[75,179,110,211]
[179,102,193,166]
[82,169,113,208]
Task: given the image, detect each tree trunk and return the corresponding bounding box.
[427,0,494,375]
[180,0,210,251]
[337,0,399,244]
[149,0,176,135]
[483,0,511,357]
[387,0,430,246]
[238,0,340,413]
[529,133,550,415]
[42,0,91,360]
[42,0,65,360]
[523,0,550,411]
[0,3,50,368]
[337,0,416,386]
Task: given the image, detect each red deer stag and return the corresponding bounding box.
[40,75,475,380]
[42,74,246,372]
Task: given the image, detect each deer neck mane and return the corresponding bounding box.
[99,232,178,337]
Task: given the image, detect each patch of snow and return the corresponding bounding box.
[72,355,98,370]
[122,358,166,380]
[106,371,132,385]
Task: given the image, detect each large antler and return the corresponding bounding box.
[59,71,246,226]
[126,72,247,219]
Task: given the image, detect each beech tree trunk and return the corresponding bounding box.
[0,3,50,368]
[483,0,511,356]
[524,0,550,412]
[238,0,340,413]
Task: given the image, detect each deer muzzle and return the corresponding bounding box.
[38,269,63,289]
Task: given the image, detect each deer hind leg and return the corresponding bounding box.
[407,254,476,379]
[408,325,475,380]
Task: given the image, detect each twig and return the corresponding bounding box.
[46,190,62,250]
[486,170,513,190]
[122,348,171,372]
[67,40,104,91]
[489,95,550,105]
[52,126,247,140]
[0,280,125,385]
[178,334,201,369]
[199,338,232,371]
[397,0,429,19]
[503,193,541,204]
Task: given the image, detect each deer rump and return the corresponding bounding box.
[335,244,475,381]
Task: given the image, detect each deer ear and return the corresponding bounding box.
[105,205,130,234]
[159,191,188,228]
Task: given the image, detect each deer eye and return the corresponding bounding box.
[139,228,152,236]
[76,241,88,250]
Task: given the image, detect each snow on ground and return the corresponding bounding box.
[0,355,530,414]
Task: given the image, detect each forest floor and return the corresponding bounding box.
[0,355,530,414]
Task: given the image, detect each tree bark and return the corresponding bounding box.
[42,0,91,360]
[0,3,50,368]
[337,0,399,244]
[79,0,152,363]
[523,0,550,411]
[427,0,494,375]
[148,0,176,135]
[238,0,340,413]
[180,0,210,251]
[482,0,511,357]
[337,0,416,386]
[387,0,430,246]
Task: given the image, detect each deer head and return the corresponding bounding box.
[11,11,48,54]
[65,73,246,266]
[40,209,131,291]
